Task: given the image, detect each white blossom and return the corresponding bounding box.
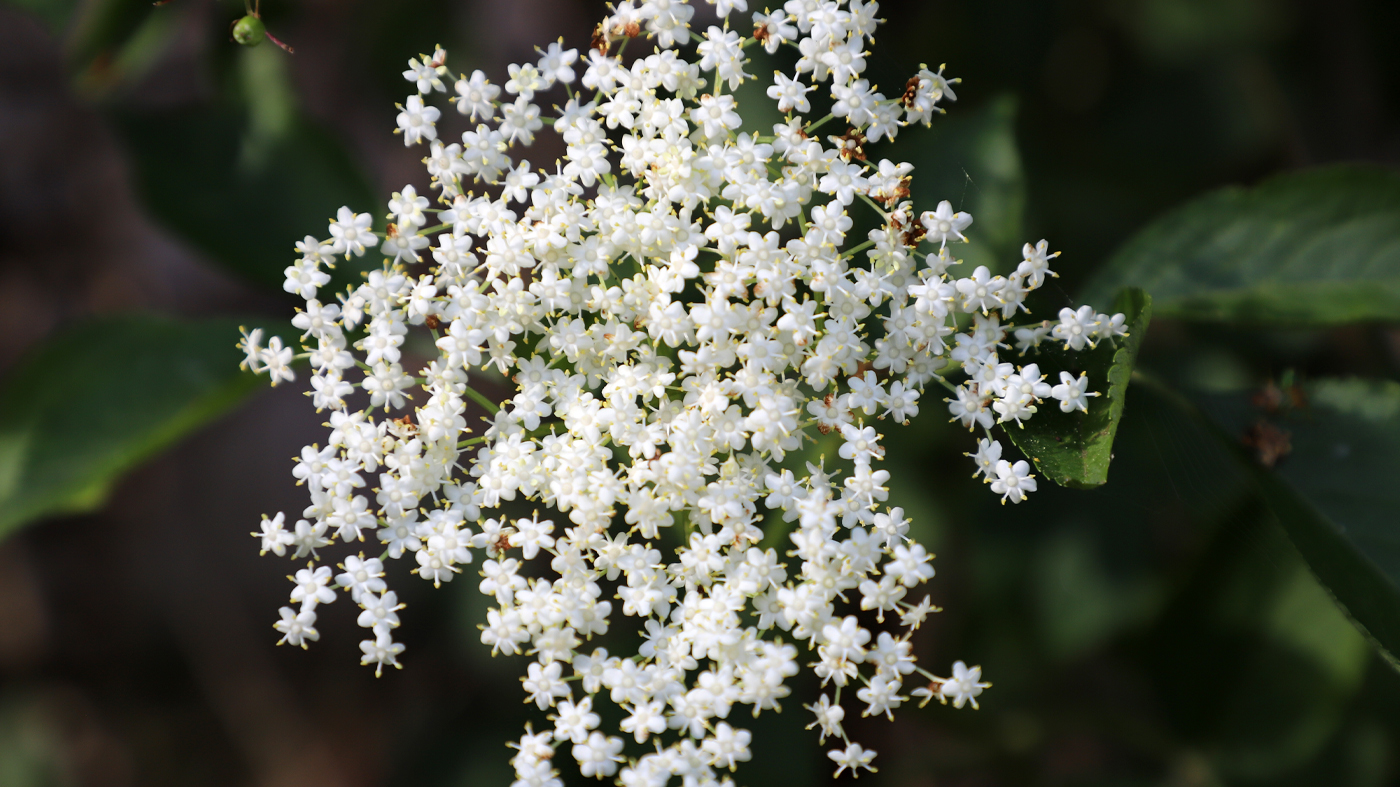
[273,605,319,648]
[396,94,441,146]
[243,2,1127,782]
[938,660,990,709]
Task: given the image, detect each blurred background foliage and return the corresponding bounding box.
[0,0,1398,785]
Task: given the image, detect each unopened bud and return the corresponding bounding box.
[232,15,266,47]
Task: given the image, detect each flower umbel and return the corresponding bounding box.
[244,0,1126,783]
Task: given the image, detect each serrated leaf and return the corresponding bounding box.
[1081,165,1400,325]
[0,315,260,537]
[1007,288,1152,488]
[1193,377,1400,669]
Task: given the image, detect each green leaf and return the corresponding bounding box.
[115,107,377,294]
[0,315,260,537]
[1081,165,1400,325]
[113,45,378,294]
[1195,377,1400,669]
[1143,372,1400,670]
[8,0,181,92]
[1006,288,1152,488]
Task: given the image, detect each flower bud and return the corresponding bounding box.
[232,14,266,47]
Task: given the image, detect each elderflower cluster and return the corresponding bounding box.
[240,0,1124,782]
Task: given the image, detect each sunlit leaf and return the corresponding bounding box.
[1081,165,1400,325]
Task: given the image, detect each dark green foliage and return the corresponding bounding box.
[1082,167,1400,325]
[1191,379,1400,670]
[116,106,377,293]
[0,315,259,536]
[1008,288,1152,488]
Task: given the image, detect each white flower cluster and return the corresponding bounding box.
[240,0,1125,782]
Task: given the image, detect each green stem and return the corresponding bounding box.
[804,113,835,135]
[856,192,891,222]
[464,385,502,414]
[840,239,875,259]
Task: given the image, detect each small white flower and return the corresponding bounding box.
[703,722,752,771]
[505,62,547,101]
[920,200,974,248]
[1050,370,1099,413]
[1017,239,1060,288]
[403,49,448,94]
[396,94,441,146]
[939,660,990,709]
[551,696,600,744]
[767,70,814,114]
[359,630,406,676]
[831,78,877,126]
[752,11,796,53]
[254,512,294,557]
[289,563,336,608]
[571,731,624,779]
[273,605,319,648]
[499,96,544,145]
[828,742,877,778]
[1053,305,1098,350]
[356,590,403,633]
[536,41,579,85]
[523,661,570,710]
[804,693,845,743]
[454,70,500,120]
[989,459,1036,504]
[336,554,387,602]
[328,206,378,257]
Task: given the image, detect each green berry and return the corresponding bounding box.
[232,14,266,46]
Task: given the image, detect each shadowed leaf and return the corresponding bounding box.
[0,315,260,536]
[1007,288,1152,488]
